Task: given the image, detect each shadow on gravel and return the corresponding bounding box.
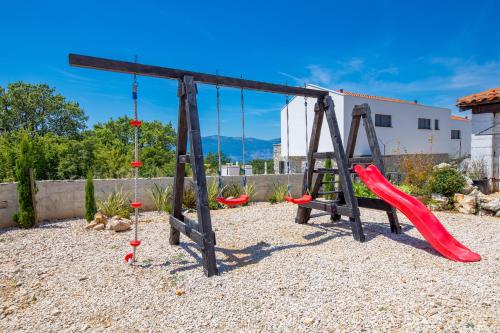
[168,218,441,275]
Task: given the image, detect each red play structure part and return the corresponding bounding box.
[354,164,481,262]
[129,120,142,127]
[130,201,142,208]
[216,194,250,206]
[285,194,313,205]
[130,161,143,167]
[130,240,141,247]
[124,252,134,262]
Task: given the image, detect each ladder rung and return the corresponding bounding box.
[321,180,338,184]
[314,168,354,174]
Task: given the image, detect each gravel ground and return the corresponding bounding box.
[0,203,498,332]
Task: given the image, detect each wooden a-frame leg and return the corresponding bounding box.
[323,96,365,242]
[360,104,402,234]
[169,81,188,246]
[295,102,324,224]
[183,76,218,277]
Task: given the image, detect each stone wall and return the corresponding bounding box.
[0,174,303,228]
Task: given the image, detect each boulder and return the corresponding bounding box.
[84,222,98,230]
[108,216,132,232]
[428,193,449,211]
[93,212,107,225]
[453,193,476,215]
[480,198,500,213]
[460,177,476,195]
[93,224,105,231]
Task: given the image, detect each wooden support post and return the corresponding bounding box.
[358,104,401,234]
[323,96,365,242]
[295,101,325,224]
[183,76,218,277]
[169,81,188,246]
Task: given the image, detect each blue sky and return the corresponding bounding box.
[1,0,499,139]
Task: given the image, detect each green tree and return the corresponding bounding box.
[250,159,273,174]
[0,82,87,138]
[204,152,231,175]
[84,172,97,221]
[323,158,334,199]
[13,134,37,228]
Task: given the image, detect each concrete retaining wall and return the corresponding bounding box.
[0,174,303,228]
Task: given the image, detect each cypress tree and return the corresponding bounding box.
[84,171,97,222]
[13,135,36,228]
[323,158,334,200]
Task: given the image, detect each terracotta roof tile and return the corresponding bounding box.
[336,90,417,105]
[450,115,469,122]
[457,87,500,107]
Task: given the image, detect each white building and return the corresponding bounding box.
[458,88,500,192]
[279,85,470,167]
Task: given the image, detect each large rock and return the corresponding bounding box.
[93,223,105,231]
[428,193,449,211]
[480,198,500,213]
[84,222,98,230]
[108,216,132,232]
[453,193,476,214]
[460,177,476,195]
[93,212,107,225]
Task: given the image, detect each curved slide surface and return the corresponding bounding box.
[354,164,481,262]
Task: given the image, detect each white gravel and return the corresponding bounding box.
[0,203,498,332]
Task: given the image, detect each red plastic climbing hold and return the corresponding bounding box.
[124,252,134,262]
[285,194,313,205]
[217,194,250,206]
[130,161,143,167]
[131,202,142,208]
[130,240,141,247]
[129,120,142,127]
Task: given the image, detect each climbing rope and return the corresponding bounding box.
[126,56,142,263]
[241,74,247,194]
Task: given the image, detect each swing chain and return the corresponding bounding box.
[215,70,223,197]
[285,93,291,195]
[304,83,310,195]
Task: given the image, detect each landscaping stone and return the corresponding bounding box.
[93,212,107,225]
[480,199,500,214]
[93,223,105,231]
[84,222,98,230]
[453,194,477,215]
[108,217,132,232]
[428,193,449,211]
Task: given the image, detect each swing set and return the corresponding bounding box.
[68,53,413,276]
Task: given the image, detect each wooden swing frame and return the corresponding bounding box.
[69,54,401,277]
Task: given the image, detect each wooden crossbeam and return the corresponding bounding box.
[69,54,328,98]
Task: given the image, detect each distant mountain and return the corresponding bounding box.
[202,135,280,161]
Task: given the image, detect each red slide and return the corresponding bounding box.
[354,164,481,262]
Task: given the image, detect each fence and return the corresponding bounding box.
[0,174,304,228]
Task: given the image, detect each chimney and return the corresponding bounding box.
[340,88,344,93]
[414,100,418,104]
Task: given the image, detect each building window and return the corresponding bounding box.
[418,118,431,129]
[451,130,461,140]
[434,119,439,130]
[375,114,392,127]
[279,161,285,174]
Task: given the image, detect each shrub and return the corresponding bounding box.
[323,158,334,199]
[245,182,257,202]
[222,183,243,198]
[465,158,487,180]
[428,167,466,198]
[149,183,172,213]
[97,188,131,219]
[84,172,97,222]
[207,181,220,210]
[268,183,288,204]
[400,153,435,188]
[183,182,197,209]
[353,181,377,198]
[13,135,37,228]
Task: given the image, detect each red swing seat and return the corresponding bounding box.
[285,194,313,205]
[217,194,250,206]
